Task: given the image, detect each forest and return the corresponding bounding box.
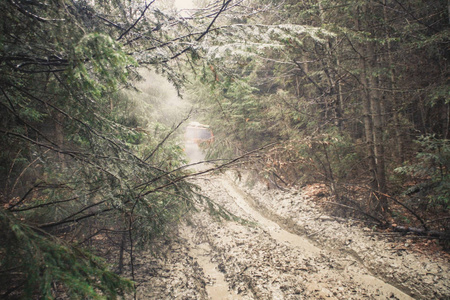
[0,0,449,298]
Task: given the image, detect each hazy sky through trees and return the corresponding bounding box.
[175,0,195,10]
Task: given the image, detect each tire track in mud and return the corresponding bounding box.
[232,172,450,299]
[129,170,449,299]
[186,173,413,300]
[220,178,321,258]
[128,143,449,299]
[224,176,416,299]
[180,225,243,300]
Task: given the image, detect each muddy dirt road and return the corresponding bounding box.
[129,143,450,299]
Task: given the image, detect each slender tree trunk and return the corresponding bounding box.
[318,2,342,129]
[384,0,404,163]
[445,103,450,139]
[369,51,387,210]
[360,54,377,194]
[335,56,344,130]
[358,2,388,213]
[393,111,405,162]
[448,0,450,24]
[360,1,388,213]
[118,231,127,274]
[54,112,65,168]
[370,73,388,212]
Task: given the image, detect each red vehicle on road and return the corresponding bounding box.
[185,122,214,146]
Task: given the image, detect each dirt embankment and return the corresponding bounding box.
[127,169,450,299]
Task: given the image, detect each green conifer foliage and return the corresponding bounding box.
[189,0,449,228]
[0,0,218,297]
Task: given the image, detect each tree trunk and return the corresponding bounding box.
[384,0,404,163]
[118,231,127,274]
[360,50,377,195]
[358,2,388,213]
[370,73,388,212]
[335,56,344,131]
[54,112,65,168]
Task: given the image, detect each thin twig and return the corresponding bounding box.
[138,142,278,197]
[144,111,191,161]
[117,1,156,41]
[321,200,384,224]
[375,191,428,231]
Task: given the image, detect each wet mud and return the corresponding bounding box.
[127,144,450,299]
[128,170,449,299]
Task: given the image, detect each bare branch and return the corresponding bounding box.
[144,111,191,162]
[117,0,156,41]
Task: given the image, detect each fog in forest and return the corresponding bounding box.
[1,1,449,299]
[129,69,192,128]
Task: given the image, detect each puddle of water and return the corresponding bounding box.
[181,226,242,300]
[350,272,414,300]
[220,178,321,257]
